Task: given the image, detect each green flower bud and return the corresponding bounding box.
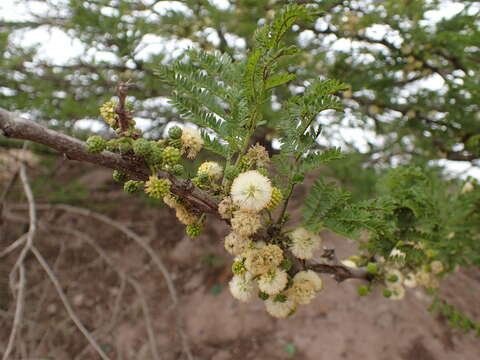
[85,136,107,153]
[239,156,252,171]
[383,288,392,298]
[124,180,143,194]
[144,176,171,199]
[358,285,370,296]
[366,262,378,275]
[133,138,152,157]
[170,164,184,176]
[168,126,183,139]
[232,259,246,275]
[168,138,183,149]
[112,170,128,183]
[147,144,163,166]
[186,223,203,238]
[273,294,287,303]
[266,187,283,210]
[163,146,181,166]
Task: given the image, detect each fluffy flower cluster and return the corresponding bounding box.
[383,260,443,301]
[288,228,322,259]
[231,210,261,237]
[246,143,270,168]
[231,170,273,211]
[181,127,203,159]
[197,161,223,180]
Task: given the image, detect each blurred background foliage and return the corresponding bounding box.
[0,0,479,193]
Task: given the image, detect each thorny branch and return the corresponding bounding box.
[1,107,370,283]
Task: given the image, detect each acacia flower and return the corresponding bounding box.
[293,270,323,292]
[385,269,403,287]
[287,271,321,305]
[244,244,283,276]
[388,284,405,301]
[246,143,270,168]
[258,268,288,295]
[224,232,251,256]
[181,127,203,159]
[288,228,322,259]
[265,297,296,318]
[229,273,257,302]
[197,161,223,180]
[231,170,273,211]
[231,210,261,237]
[403,273,417,288]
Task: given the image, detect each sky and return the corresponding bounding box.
[1,0,478,179]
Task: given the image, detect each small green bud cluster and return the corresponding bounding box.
[86,136,107,153]
[168,126,182,139]
[133,138,152,157]
[186,222,203,238]
[163,146,181,166]
[145,176,171,199]
[112,170,128,183]
[124,180,144,194]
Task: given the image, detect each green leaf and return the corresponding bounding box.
[265,73,296,90]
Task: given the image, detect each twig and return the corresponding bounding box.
[3,162,36,360]
[62,228,161,360]
[308,248,371,282]
[30,245,111,360]
[0,108,220,215]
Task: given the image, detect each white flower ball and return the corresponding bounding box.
[230,170,273,211]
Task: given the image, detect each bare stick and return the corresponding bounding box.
[30,245,111,360]
[3,162,36,360]
[63,228,161,360]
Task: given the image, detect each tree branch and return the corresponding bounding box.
[0,108,220,215]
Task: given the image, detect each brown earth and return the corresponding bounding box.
[1,163,479,360]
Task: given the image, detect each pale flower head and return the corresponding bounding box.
[224,232,251,256]
[181,127,203,159]
[229,273,257,302]
[403,273,417,288]
[257,268,288,295]
[265,297,296,318]
[287,275,317,305]
[288,228,322,259]
[293,270,323,292]
[430,260,444,275]
[246,143,270,168]
[385,269,403,287]
[231,210,261,237]
[231,170,273,211]
[461,181,474,194]
[388,284,405,301]
[244,244,283,276]
[197,161,223,180]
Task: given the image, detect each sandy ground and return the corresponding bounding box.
[1,166,479,359]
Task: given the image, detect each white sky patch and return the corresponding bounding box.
[1,0,478,179]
